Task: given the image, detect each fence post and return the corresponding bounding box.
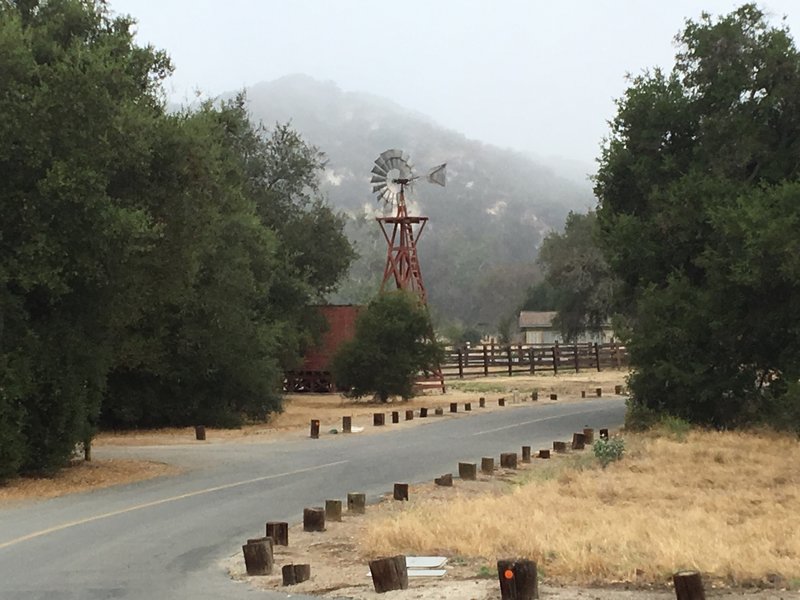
[483,344,489,377]
[552,342,559,375]
[594,342,601,372]
[528,347,535,374]
[506,345,513,376]
[574,343,579,373]
[457,348,464,379]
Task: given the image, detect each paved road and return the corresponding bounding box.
[0,398,625,600]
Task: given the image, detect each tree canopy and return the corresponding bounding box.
[0,0,353,479]
[595,4,800,429]
[331,292,443,402]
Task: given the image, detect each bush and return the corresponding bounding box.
[624,398,660,431]
[593,437,625,467]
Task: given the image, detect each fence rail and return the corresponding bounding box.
[440,342,628,379]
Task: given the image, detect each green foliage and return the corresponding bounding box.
[593,437,625,468]
[596,5,800,428]
[331,292,444,402]
[657,415,692,441]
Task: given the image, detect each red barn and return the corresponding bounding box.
[284,305,361,393]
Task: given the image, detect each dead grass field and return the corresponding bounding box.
[361,428,800,589]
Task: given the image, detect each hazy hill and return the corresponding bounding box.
[237,74,594,328]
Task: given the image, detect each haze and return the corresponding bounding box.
[111,0,799,171]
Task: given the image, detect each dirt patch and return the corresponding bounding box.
[0,458,180,505]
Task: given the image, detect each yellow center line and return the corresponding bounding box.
[0,459,349,550]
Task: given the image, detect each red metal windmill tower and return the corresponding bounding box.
[371,149,447,391]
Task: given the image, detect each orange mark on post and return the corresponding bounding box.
[504,569,514,580]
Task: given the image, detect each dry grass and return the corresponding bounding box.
[0,459,179,504]
[361,429,800,587]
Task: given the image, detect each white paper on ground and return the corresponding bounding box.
[405,556,448,569]
[366,569,447,578]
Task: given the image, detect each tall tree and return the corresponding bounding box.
[595,4,800,428]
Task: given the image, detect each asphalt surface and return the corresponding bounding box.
[0,397,625,600]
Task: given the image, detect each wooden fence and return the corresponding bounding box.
[440,342,628,379]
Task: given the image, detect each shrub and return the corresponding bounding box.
[593,437,625,468]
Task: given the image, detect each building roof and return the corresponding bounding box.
[518,311,558,329]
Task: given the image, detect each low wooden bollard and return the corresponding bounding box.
[549,393,558,400]
[581,390,586,398]
[553,441,567,453]
[342,415,352,433]
[434,473,453,486]
[600,428,609,440]
[450,402,458,413]
[373,413,385,426]
[347,492,366,514]
[242,537,273,575]
[500,452,518,469]
[673,570,706,600]
[521,446,531,463]
[265,521,289,546]
[531,391,538,401]
[596,387,602,397]
[325,499,342,522]
[459,462,477,480]
[498,398,506,407]
[538,449,551,459]
[479,397,486,408]
[391,411,399,424]
[465,402,472,411]
[303,507,325,532]
[572,432,586,450]
[310,419,320,439]
[434,407,444,416]
[497,558,538,600]
[194,425,206,441]
[282,563,311,586]
[481,457,495,474]
[405,409,414,421]
[420,407,428,418]
[615,384,623,394]
[393,483,409,501]
[583,428,594,444]
[369,555,408,593]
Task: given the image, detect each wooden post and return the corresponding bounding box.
[433,473,453,487]
[342,415,352,433]
[459,462,477,480]
[615,384,623,395]
[507,345,513,376]
[242,538,273,576]
[594,342,601,372]
[549,393,558,400]
[528,347,535,374]
[310,419,320,439]
[531,391,538,401]
[581,390,586,398]
[481,457,495,474]
[574,342,580,373]
[497,558,538,600]
[538,449,551,459]
[552,342,559,375]
[479,397,486,408]
[373,413,385,426]
[521,446,531,463]
[500,452,518,469]
[420,407,428,418]
[347,492,366,514]
[596,387,602,397]
[405,409,414,420]
[450,402,458,413]
[369,555,408,593]
[673,570,706,600]
[583,428,594,444]
[434,473,453,486]
[483,344,489,376]
[600,428,609,440]
[325,499,342,522]
[391,411,399,424]
[194,425,206,441]
[572,432,586,450]
[434,407,444,416]
[282,563,311,585]
[457,348,464,378]
[393,483,409,501]
[553,441,567,453]
[465,402,472,411]
[498,397,506,407]
[265,522,288,546]
[303,507,325,532]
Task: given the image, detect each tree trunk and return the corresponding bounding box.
[347,492,366,514]
[242,538,274,576]
[325,499,342,522]
[303,507,325,532]
[498,558,538,599]
[282,563,311,585]
[265,521,288,546]
[369,555,408,593]
[393,483,409,501]
[673,570,706,600]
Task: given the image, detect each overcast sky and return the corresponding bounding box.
[110,0,799,168]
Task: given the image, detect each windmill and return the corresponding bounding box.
[370,148,447,391]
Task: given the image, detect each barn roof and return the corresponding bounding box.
[518,311,558,329]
